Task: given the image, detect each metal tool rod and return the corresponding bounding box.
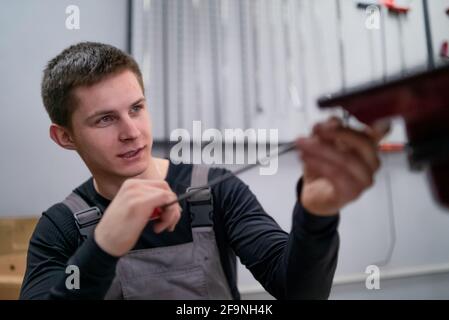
[422,0,435,70]
[161,141,298,208]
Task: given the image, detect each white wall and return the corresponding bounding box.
[0,0,128,216]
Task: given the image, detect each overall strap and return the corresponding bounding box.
[63,192,102,240]
[187,165,214,228]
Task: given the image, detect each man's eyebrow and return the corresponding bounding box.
[130,97,146,107]
[85,98,146,122]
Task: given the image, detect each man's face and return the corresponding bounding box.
[69,70,153,181]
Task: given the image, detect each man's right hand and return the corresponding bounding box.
[94,179,181,257]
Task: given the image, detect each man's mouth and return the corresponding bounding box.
[118,146,145,159]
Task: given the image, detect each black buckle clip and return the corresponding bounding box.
[186,187,214,227]
[73,207,102,239]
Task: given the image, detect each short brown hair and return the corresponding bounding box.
[41,42,144,128]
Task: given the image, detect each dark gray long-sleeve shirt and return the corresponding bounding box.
[20,161,339,300]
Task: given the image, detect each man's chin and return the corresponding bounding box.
[114,164,149,179]
[122,169,148,179]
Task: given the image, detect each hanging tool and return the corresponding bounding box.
[382,0,410,76]
[268,1,280,117]
[192,0,204,128]
[151,142,298,219]
[238,0,251,129]
[357,0,390,82]
[295,0,309,119]
[335,0,350,125]
[422,0,435,69]
[250,0,264,115]
[381,0,410,14]
[355,1,382,80]
[443,8,449,62]
[379,2,388,82]
[355,0,380,10]
[441,41,449,60]
[283,0,302,113]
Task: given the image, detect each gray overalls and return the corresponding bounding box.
[62,165,233,300]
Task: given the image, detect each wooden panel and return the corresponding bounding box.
[0,218,38,300]
[0,218,38,255]
[0,277,23,300]
[0,253,28,276]
[0,253,29,300]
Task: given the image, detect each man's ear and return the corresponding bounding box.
[49,124,77,150]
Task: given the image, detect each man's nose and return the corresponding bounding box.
[119,116,141,141]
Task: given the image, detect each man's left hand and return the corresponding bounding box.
[296,116,391,216]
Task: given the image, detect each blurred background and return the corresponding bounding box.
[1,0,449,299]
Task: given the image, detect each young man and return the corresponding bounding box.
[20,42,387,300]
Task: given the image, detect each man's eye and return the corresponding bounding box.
[131,105,143,114]
[97,115,114,125]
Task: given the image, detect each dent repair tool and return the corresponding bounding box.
[151,141,298,219]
